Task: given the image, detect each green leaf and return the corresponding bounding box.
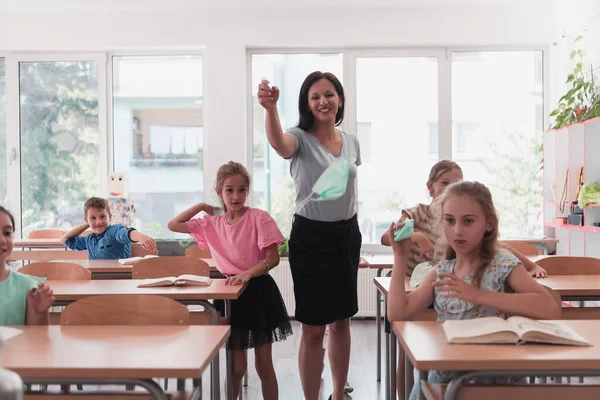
[578,49,584,57]
[566,74,575,83]
[571,50,578,59]
[574,34,583,42]
[549,109,559,116]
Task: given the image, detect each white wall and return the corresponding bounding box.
[0,3,557,184]
[551,0,600,108]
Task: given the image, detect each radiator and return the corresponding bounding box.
[270,261,385,318]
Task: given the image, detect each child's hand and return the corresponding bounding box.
[358,257,370,269]
[529,264,548,279]
[28,282,55,314]
[433,272,482,304]
[138,234,157,252]
[412,232,434,259]
[388,222,411,254]
[226,271,253,286]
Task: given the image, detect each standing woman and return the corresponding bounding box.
[257,71,361,400]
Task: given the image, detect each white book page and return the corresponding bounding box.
[508,316,590,344]
[443,317,513,341]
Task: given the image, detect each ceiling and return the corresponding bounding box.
[0,0,540,12]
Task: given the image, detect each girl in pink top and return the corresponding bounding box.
[168,161,292,400]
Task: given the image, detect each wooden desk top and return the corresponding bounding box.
[44,259,219,274]
[374,276,411,296]
[48,278,247,301]
[375,273,600,298]
[541,275,600,297]
[14,238,65,248]
[9,250,88,261]
[363,254,551,269]
[3,325,229,379]
[393,320,600,371]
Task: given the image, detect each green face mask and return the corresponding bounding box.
[298,158,350,210]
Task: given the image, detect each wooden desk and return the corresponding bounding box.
[541,275,600,300]
[47,278,245,400]
[14,238,65,249]
[9,250,88,261]
[48,278,246,302]
[3,325,229,400]
[393,320,600,400]
[52,259,219,280]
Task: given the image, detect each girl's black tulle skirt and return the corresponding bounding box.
[215,274,293,350]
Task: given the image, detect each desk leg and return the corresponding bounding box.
[404,352,413,400]
[225,300,234,400]
[418,371,427,400]
[376,267,383,382]
[391,327,397,400]
[23,378,168,400]
[385,297,390,400]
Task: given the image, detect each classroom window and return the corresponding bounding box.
[251,53,343,237]
[112,55,203,239]
[356,122,373,162]
[0,58,5,206]
[356,56,439,244]
[19,60,100,237]
[452,50,544,238]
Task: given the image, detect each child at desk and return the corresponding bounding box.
[168,161,292,400]
[387,181,560,399]
[0,207,55,326]
[381,160,547,281]
[60,197,156,260]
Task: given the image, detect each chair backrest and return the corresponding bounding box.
[185,245,212,259]
[536,256,600,275]
[131,242,159,257]
[60,295,189,325]
[18,262,92,280]
[28,229,66,239]
[503,241,539,256]
[544,286,563,318]
[132,256,210,279]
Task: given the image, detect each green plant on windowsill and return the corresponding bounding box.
[550,34,600,129]
[278,237,289,257]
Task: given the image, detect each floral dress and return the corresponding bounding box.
[409,248,525,400]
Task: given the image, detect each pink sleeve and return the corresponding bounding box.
[186,217,211,249]
[256,210,285,251]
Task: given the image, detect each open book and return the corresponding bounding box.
[137,274,212,288]
[443,316,591,346]
[118,254,159,265]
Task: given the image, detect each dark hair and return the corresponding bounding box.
[215,161,251,212]
[0,206,15,231]
[297,71,345,131]
[84,197,110,216]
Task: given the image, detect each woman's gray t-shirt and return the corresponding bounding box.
[285,127,361,222]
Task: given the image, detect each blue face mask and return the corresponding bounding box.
[297,158,350,210]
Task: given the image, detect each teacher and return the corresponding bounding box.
[257,71,361,400]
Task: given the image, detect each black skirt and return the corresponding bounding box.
[289,213,362,326]
[215,274,293,350]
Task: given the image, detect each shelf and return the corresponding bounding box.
[544,223,600,233]
[544,201,600,208]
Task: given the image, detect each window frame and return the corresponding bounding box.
[247,46,549,254]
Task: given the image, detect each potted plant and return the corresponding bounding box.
[550,33,600,129]
[278,237,289,257]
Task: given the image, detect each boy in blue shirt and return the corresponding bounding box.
[60,197,156,259]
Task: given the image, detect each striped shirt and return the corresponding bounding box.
[65,224,136,260]
[402,201,442,276]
